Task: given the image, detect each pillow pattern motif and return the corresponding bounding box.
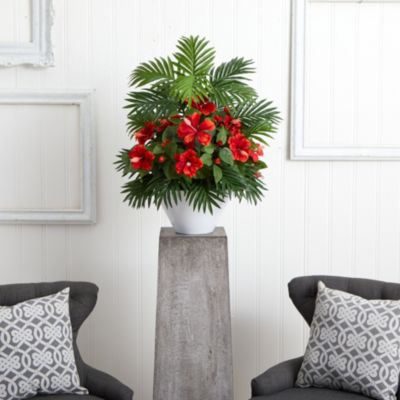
[296,281,400,400]
[0,288,88,400]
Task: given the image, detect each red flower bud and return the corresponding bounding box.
[216,140,224,147]
[158,156,166,163]
[214,158,221,165]
[161,139,171,148]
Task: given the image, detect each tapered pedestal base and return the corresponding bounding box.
[154,227,234,400]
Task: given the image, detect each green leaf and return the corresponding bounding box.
[163,162,177,180]
[256,160,268,170]
[203,144,215,154]
[219,148,234,165]
[200,153,213,167]
[164,142,177,158]
[213,165,223,184]
[162,126,176,141]
[153,144,163,155]
[216,127,228,144]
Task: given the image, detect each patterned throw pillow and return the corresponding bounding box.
[0,288,88,400]
[296,281,400,400]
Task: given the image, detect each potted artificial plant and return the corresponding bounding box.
[116,36,280,234]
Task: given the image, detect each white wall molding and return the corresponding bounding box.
[291,0,400,160]
[0,0,54,67]
[0,90,96,224]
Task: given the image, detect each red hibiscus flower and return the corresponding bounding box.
[157,119,173,133]
[216,107,242,135]
[224,115,242,135]
[249,144,264,162]
[214,115,223,124]
[129,145,155,171]
[175,149,203,178]
[228,133,251,162]
[177,112,215,146]
[134,122,156,144]
[191,99,217,116]
[214,108,242,135]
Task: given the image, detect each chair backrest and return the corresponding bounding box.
[288,275,400,326]
[0,281,98,381]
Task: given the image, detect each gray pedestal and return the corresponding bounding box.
[154,227,234,400]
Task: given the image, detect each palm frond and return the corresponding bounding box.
[171,36,215,102]
[211,57,254,83]
[129,56,175,87]
[125,89,179,120]
[210,57,256,106]
[186,183,224,213]
[212,82,257,106]
[232,99,281,137]
[174,36,215,76]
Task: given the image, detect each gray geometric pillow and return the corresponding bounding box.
[0,288,88,400]
[296,281,400,400]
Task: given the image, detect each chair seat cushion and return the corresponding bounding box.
[34,396,103,399]
[254,387,374,400]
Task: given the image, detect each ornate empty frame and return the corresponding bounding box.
[0,0,54,67]
[291,0,400,160]
[0,91,96,224]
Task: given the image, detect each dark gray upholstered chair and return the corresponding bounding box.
[0,281,134,400]
[251,275,400,400]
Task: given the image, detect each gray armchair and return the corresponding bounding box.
[0,281,134,400]
[251,275,400,400]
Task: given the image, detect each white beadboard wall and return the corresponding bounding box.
[1,1,400,399]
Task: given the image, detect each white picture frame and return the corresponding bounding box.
[290,0,400,160]
[0,91,96,224]
[0,0,54,67]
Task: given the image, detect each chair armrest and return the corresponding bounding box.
[251,356,303,397]
[84,363,134,400]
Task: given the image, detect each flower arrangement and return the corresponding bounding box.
[116,36,280,213]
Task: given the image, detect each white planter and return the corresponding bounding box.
[163,196,227,235]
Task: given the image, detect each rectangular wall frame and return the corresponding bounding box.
[0,91,96,224]
[0,0,54,67]
[291,0,400,160]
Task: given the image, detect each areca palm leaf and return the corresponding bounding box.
[174,36,215,76]
[171,36,215,102]
[210,57,257,105]
[233,99,280,136]
[115,149,136,178]
[125,89,179,120]
[130,56,175,87]
[211,57,255,82]
[212,82,257,106]
[186,183,224,213]
[171,75,211,103]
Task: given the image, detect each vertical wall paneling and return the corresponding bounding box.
[1,1,400,399]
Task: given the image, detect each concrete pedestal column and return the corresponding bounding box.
[154,227,234,400]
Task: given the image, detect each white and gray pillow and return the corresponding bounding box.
[296,281,400,400]
[0,288,88,400]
